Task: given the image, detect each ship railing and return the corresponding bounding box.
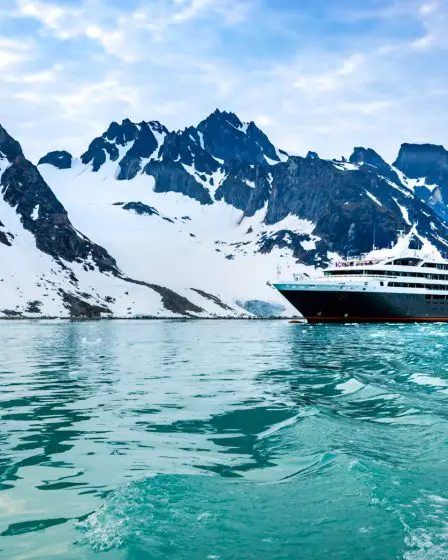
[333,259,383,268]
[334,249,444,268]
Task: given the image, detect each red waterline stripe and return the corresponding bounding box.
[305,316,448,322]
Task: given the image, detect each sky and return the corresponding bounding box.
[0,0,447,163]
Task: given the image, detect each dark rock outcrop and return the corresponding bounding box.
[117,122,161,180]
[60,290,111,318]
[81,137,119,171]
[394,143,448,220]
[0,124,119,273]
[36,111,448,266]
[124,277,204,315]
[115,202,159,216]
[190,288,233,311]
[38,150,73,169]
[144,160,213,205]
[349,147,401,184]
[197,109,279,165]
[394,143,448,181]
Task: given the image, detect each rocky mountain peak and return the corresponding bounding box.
[306,151,319,160]
[197,109,279,165]
[104,119,139,145]
[0,123,119,273]
[349,147,387,168]
[394,143,448,179]
[0,124,23,162]
[349,146,401,185]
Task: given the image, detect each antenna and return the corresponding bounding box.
[372,206,376,251]
[373,217,376,250]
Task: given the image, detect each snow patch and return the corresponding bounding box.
[197,131,205,150]
[209,168,226,196]
[38,163,312,317]
[332,161,358,171]
[31,204,39,221]
[364,190,383,206]
[393,198,411,225]
[264,155,280,165]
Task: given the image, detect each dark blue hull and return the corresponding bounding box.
[276,288,448,323]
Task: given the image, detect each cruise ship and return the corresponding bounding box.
[274,232,448,323]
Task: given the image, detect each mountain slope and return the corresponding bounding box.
[0,124,253,319]
[394,143,448,221]
[39,111,448,257]
[4,110,448,319]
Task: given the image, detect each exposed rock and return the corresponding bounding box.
[394,143,448,220]
[144,160,213,205]
[1,309,23,317]
[197,109,279,164]
[0,124,119,273]
[38,150,73,169]
[25,300,42,313]
[116,202,159,216]
[117,122,160,180]
[190,288,233,311]
[60,291,111,318]
[349,147,401,184]
[123,277,204,315]
[81,137,119,171]
[394,143,448,181]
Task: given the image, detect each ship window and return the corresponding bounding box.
[391,258,421,266]
[389,281,448,291]
[422,263,448,271]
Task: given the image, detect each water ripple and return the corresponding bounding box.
[0,320,447,559]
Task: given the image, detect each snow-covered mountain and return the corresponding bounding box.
[393,143,448,221]
[1,110,448,318]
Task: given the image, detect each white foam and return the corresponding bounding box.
[336,378,364,394]
[409,373,448,388]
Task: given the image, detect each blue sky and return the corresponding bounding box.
[0,0,447,162]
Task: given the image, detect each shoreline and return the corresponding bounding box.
[0,315,301,321]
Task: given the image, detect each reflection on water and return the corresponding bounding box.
[0,320,447,559]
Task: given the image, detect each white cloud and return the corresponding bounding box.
[255,115,274,127]
[0,0,447,166]
[18,0,83,38]
[0,37,34,70]
[53,79,139,119]
[293,54,365,94]
[4,65,61,84]
[412,1,448,49]
[338,100,392,115]
[419,3,438,15]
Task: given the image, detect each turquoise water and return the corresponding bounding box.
[0,320,447,559]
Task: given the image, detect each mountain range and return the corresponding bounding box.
[1,109,447,318]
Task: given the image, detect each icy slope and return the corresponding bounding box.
[1,124,276,319]
[39,158,313,314]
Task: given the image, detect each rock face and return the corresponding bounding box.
[4,110,448,318]
[0,125,118,272]
[394,143,448,220]
[394,143,448,182]
[196,110,281,165]
[0,124,249,318]
[38,150,73,169]
[43,111,448,258]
